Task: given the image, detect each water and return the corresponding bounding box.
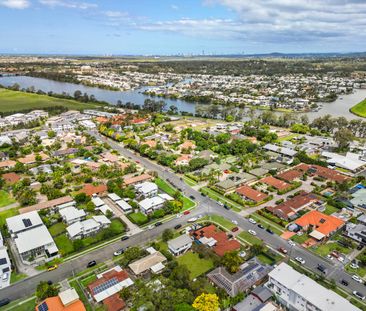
[0,76,366,121]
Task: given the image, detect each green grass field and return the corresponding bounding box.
[0,88,104,113]
[0,208,19,227]
[48,222,66,237]
[129,212,149,225]
[350,98,366,117]
[238,231,263,246]
[0,190,16,208]
[177,252,214,279]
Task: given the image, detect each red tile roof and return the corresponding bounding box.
[124,174,152,186]
[236,185,268,203]
[103,294,125,311]
[277,169,303,182]
[79,184,107,196]
[293,163,349,183]
[214,240,241,257]
[36,296,86,311]
[2,172,21,184]
[260,176,290,190]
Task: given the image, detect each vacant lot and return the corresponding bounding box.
[0,88,103,113]
[177,252,214,279]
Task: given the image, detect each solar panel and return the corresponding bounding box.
[93,277,119,295]
[0,258,7,265]
[22,218,32,227]
[38,302,49,311]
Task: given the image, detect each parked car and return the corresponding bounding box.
[174,224,182,230]
[188,217,198,223]
[223,204,230,210]
[340,279,349,286]
[288,240,296,247]
[201,193,206,197]
[266,228,274,235]
[155,222,163,227]
[352,275,363,283]
[231,220,238,225]
[183,211,190,215]
[121,236,130,241]
[357,244,364,251]
[278,247,288,254]
[295,257,305,265]
[0,298,10,307]
[317,264,327,274]
[248,230,257,236]
[232,227,239,232]
[114,248,125,256]
[87,260,97,268]
[248,218,257,224]
[227,234,233,239]
[257,224,264,229]
[189,195,195,200]
[47,264,58,271]
[218,202,224,206]
[350,263,360,269]
[353,291,365,300]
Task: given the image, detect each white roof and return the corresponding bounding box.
[15,225,56,254]
[150,262,165,273]
[268,263,360,311]
[108,193,121,201]
[158,193,174,201]
[92,197,104,207]
[67,218,100,238]
[57,201,76,210]
[168,234,193,250]
[264,143,297,157]
[322,151,366,171]
[6,211,43,234]
[309,230,325,240]
[97,204,113,215]
[139,196,165,212]
[58,288,79,306]
[116,200,133,211]
[93,215,111,225]
[129,251,166,275]
[59,206,86,222]
[135,182,158,195]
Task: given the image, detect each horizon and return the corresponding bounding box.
[1,0,366,55]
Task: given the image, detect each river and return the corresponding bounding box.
[0,76,365,121]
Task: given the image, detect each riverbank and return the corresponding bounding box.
[0,88,105,113]
[350,98,366,118]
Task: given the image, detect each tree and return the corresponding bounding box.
[175,303,196,311]
[36,281,60,301]
[250,244,264,256]
[334,128,354,150]
[162,228,174,242]
[221,251,242,273]
[74,192,89,204]
[192,293,219,311]
[47,130,56,138]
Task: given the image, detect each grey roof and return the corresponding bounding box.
[15,225,56,254]
[251,286,273,302]
[263,144,297,157]
[168,234,192,250]
[249,168,269,177]
[261,162,287,171]
[6,211,43,234]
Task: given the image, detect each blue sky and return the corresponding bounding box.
[1,0,366,55]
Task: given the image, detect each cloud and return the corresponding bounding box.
[171,4,179,10]
[0,0,30,9]
[39,0,97,9]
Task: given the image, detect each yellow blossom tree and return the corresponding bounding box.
[192,293,219,311]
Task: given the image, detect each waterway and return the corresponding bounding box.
[1,76,366,121]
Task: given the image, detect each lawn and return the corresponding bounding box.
[291,233,310,244]
[54,234,75,256]
[312,242,352,257]
[238,231,263,246]
[249,214,284,235]
[0,190,16,208]
[10,272,27,284]
[2,298,36,311]
[350,98,366,118]
[177,252,214,279]
[48,222,66,237]
[129,212,149,225]
[155,177,176,196]
[323,204,339,216]
[0,88,104,113]
[183,175,197,186]
[0,208,19,227]
[209,215,236,230]
[201,187,242,212]
[69,280,93,311]
[182,197,195,210]
[80,274,97,287]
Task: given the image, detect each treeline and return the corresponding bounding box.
[0,105,68,117]
[26,71,79,84]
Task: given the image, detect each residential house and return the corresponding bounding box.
[79,184,108,196]
[345,223,366,244]
[236,186,268,203]
[0,160,16,170]
[178,140,196,152]
[260,176,291,192]
[195,150,217,163]
[231,286,274,311]
[0,241,11,289]
[175,154,192,166]
[128,249,167,275]
[1,172,20,185]
[19,196,75,214]
[168,234,193,256]
[66,216,111,240]
[135,182,158,198]
[124,174,152,186]
[59,206,87,225]
[36,288,86,311]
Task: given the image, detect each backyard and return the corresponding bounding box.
[0,190,16,208]
[176,251,214,279]
[312,242,352,257]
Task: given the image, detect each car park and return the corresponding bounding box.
[248,230,257,236]
[87,260,97,268]
[248,218,257,224]
[295,257,305,264]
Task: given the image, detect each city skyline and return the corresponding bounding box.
[1,0,366,55]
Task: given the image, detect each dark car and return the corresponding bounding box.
[47,280,53,285]
[341,279,349,286]
[257,224,265,229]
[227,234,233,239]
[87,260,97,268]
[266,228,274,234]
[174,224,182,230]
[223,204,230,210]
[232,227,239,232]
[0,298,10,307]
[201,193,206,197]
[317,264,327,274]
[155,221,163,227]
[189,195,195,200]
[121,236,129,241]
[357,244,364,251]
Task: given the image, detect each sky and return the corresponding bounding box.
[1,0,366,55]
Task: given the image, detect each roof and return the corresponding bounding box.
[79,184,107,196]
[59,206,86,223]
[58,289,80,307]
[124,174,152,186]
[2,172,20,184]
[249,168,269,177]
[322,151,366,171]
[36,296,86,311]
[294,163,349,183]
[236,186,268,202]
[135,182,158,195]
[168,234,193,250]
[295,210,345,236]
[0,160,16,168]
[108,193,121,201]
[263,144,297,157]
[128,251,167,275]
[19,196,74,214]
[67,219,100,238]
[6,211,43,233]
[116,200,133,211]
[15,225,56,254]
[268,263,360,311]
[18,152,49,164]
[139,196,165,212]
[103,294,125,311]
[260,176,290,190]
[277,169,303,182]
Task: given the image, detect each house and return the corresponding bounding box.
[128,250,167,275]
[178,140,196,152]
[168,234,193,256]
[249,168,269,178]
[345,223,366,244]
[322,151,366,172]
[260,176,291,192]
[266,192,319,220]
[196,150,217,162]
[87,266,133,310]
[18,152,49,165]
[266,263,360,311]
[263,144,297,163]
[19,196,75,214]
[294,163,349,183]
[1,172,21,184]
[175,154,192,166]
[59,206,87,225]
[207,258,272,297]
[294,210,345,241]
[115,200,133,214]
[66,216,111,240]
[0,160,16,169]
[36,288,86,311]
[277,169,303,182]
[232,286,274,311]
[139,196,166,214]
[236,186,268,203]
[351,189,366,209]
[79,184,108,196]
[124,174,153,186]
[135,182,158,198]
[6,212,59,264]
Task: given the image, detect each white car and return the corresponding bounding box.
[327,254,333,260]
[176,213,183,218]
[188,217,198,223]
[239,251,247,258]
[350,263,360,269]
[248,230,257,236]
[231,220,238,225]
[218,202,224,206]
[352,275,363,283]
[288,240,296,247]
[147,225,154,230]
[295,257,305,265]
[338,256,345,263]
[353,291,365,300]
[113,248,124,256]
[248,218,257,224]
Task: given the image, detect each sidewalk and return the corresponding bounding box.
[0,202,19,212]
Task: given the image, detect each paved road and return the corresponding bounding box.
[0,132,365,303]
